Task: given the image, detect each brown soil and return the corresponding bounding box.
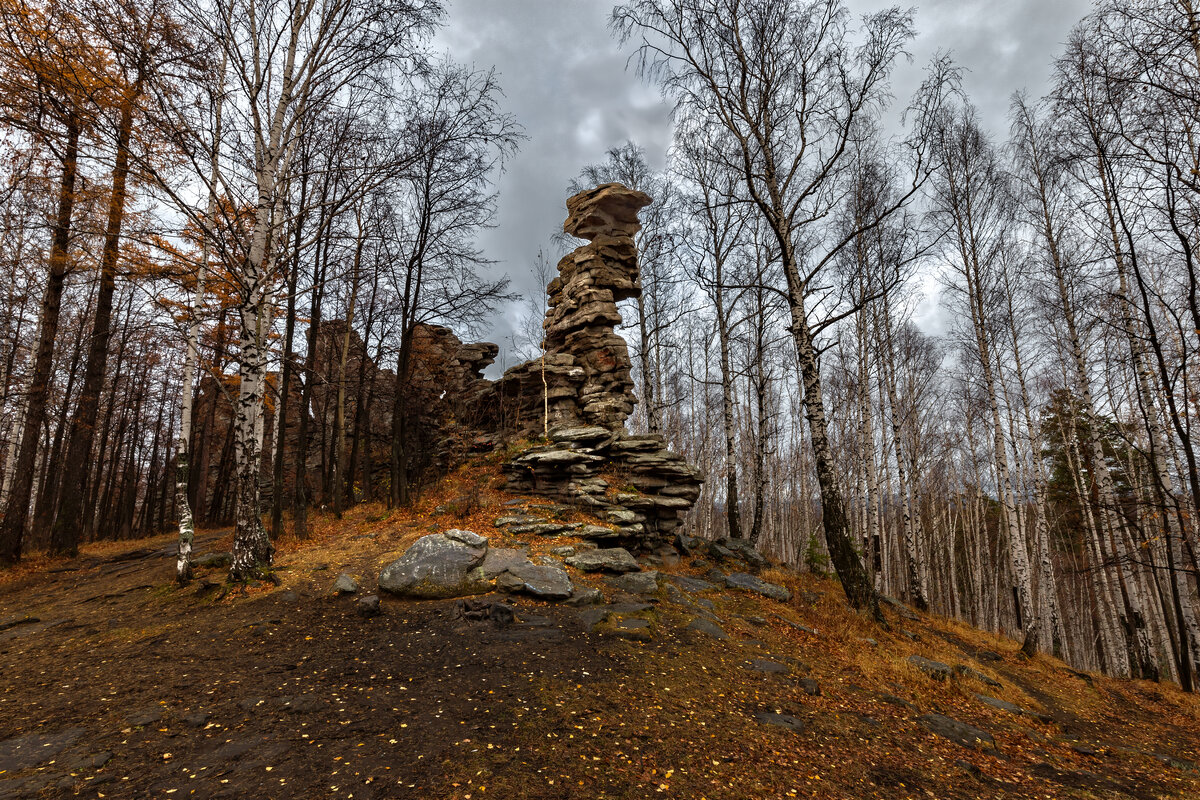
[0,476,1198,799]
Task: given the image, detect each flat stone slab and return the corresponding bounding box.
[747,659,789,674]
[686,617,728,640]
[974,693,1051,722]
[918,713,996,750]
[0,726,88,773]
[881,595,919,620]
[609,570,659,595]
[753,712,805,732]
[613,617,652,641]
[508,523,569,536]
[670,575,717,593]
[909,655,953,681]
[565,548,639,573]
[955,664,1002,688]
[565,587,603,606]
[576,525,621,540]
[496,562,574,600]
[494,515,543,527]
[725,572,791,602]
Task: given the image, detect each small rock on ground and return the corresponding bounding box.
[686,617,728,640]
[725,572,791,602]
[356,595,381,617]
[609,570,659,594]
[753,712,805,732]
[918,713,996,750]
[332,573,358,594]
[908,654,953,681]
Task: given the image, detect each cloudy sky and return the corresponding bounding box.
[433,0,1094,365]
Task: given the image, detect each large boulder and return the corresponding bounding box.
[378,530,490,599]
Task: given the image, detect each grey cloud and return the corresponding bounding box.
[434,0,1091,360]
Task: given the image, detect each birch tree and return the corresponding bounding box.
[177,0,441,578]
[614,0,952,614]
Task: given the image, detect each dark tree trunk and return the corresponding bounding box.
[0,118,79,563]
[51,93,137,556]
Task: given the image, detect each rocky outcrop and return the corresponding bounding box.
[502,425,701,544]
[494,184,649,432]
[491,185,703,547]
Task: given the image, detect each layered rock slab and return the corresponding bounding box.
[492,184,704,548]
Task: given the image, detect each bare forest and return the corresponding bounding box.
[1,0,1199,698]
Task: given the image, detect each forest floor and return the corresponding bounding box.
[1,462,1199,799]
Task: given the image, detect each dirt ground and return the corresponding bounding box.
[1,513,1199,800]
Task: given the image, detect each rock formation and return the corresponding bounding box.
[494,183,703,547]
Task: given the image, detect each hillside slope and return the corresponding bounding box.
[1,462,1197,800]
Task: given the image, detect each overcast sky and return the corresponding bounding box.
[433,0,1094,366]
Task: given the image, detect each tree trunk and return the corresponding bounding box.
[0,117,79,563]
[52,91,138,557]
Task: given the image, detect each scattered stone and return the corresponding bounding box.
[127,707,164,727]
[747,659,789,674]
[0,616,39,632]
[686,617,728,640]
[908,655,954,681]
[675,533,702,556]
[0,727,88,773]
[902,629,920,641]
[743,615,768,626]
[799,678,821,696]
[355,595,381,617]
[880,694,917,711]
[565,548,639,573]
[956,664,1002,688]
[1152,753,1196,772]
[711,537,768,570]
[881,594,919,620]
[565,587,604,606]
[332,573,358,594]
[1071,743,1099,757]
[977,650,1003,663]
[183,713,210,728]
[550,545,576,557]
[580,607,610,631]
[495,515,543,527]
[495,562,574,600]
[753,712,805,732]
[613,617,652,641]
[609,570,659,594]
[670,575,716,593]
[91,751,114,768]
[725,572,791,602]
[773,615,819,636]
[310,563,330,572]
[918,713,996,750]
[378,530,490,598]
[973,694,1022,715]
